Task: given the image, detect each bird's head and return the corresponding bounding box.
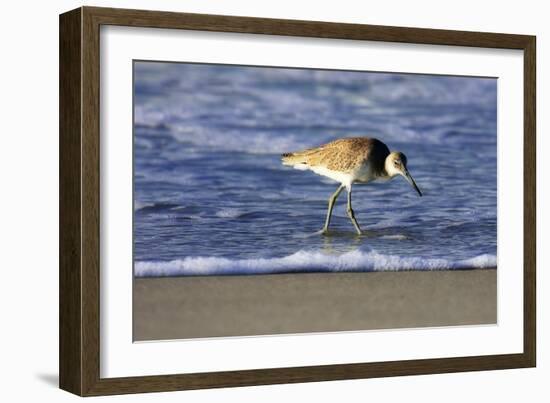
[385,151,422,197]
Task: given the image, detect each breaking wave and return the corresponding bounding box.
[134,250,496,277]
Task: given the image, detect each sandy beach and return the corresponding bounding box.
[133,269,496,341]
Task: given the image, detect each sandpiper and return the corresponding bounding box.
[281,137,422,235]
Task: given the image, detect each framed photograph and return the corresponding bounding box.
[59,6,536,396]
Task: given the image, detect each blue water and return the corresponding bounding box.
[133,61,497,277]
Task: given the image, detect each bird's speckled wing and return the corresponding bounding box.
[282,137,388,173]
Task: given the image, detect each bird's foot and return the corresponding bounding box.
[352,224,363,236]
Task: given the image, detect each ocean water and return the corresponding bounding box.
[133,61,497,277]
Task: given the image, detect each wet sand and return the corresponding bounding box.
[133,269,496,341]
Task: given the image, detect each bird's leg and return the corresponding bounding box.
[322,184,344,234]
[346,187,362,235]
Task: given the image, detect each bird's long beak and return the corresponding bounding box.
[403,169,422,197]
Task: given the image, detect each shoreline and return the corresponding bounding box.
[134,269,497,341]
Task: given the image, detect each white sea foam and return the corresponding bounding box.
[379,234,409,240]
[134,200,155,211]
[215,208,243,218]
[134,250,497,277]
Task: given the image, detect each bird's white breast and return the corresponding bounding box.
[306,162,379,189]
[309,166,354,188]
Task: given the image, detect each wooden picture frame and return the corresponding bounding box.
[59,6,536,396]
